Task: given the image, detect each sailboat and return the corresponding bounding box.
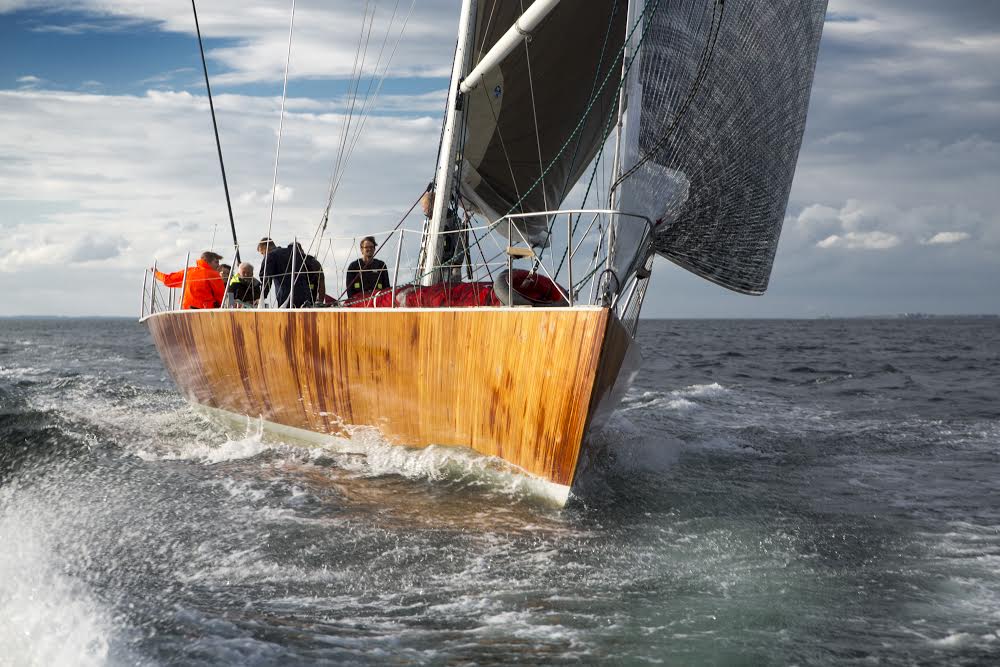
[140,0,829,505]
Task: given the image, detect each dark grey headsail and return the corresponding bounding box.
[616,0,828,294]
[459,0,628,242]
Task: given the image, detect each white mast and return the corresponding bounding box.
[420,0,478,286]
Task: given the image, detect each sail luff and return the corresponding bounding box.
[615,0,829,295]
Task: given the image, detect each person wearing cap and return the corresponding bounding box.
[345,236,390,300]
[257,237,313,308]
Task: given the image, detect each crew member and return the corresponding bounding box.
[258,238,313,308]
[294,242,328,305]
[228,262,263,306]
[346,236,390,299]
[151,251,226,310]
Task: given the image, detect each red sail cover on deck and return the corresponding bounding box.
[345,282,500,308]
[345,271,568,308]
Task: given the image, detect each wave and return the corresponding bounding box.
[673,382,730,398]
[0,486,115,666]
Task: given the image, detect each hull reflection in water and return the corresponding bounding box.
[143,307,634,504]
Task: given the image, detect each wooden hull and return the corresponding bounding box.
[144,307,632,502]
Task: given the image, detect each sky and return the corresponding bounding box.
[0,0,997,318]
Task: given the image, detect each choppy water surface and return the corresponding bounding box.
[1,317,998,665]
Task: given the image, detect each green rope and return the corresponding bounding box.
[496,0,661,223]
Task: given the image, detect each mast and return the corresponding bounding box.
[420,0,478,286]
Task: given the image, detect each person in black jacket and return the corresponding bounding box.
[345,236,390,299]
[228,262,262,306]
[257,238,312,308]
[293,242,327,304]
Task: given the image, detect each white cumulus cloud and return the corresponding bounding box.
[816,231,901,250]
[922,231,971,245]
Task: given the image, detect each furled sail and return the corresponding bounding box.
[459,0,629,244]
[615,0,829,294]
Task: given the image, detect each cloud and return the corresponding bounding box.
[16,75,45,89]
[788,199,989,251]
[922,231,971,245]
[0,86,439,313]
[1,0,458,85]
[0,230,128,272]
[816,231,901,250]
[27,18,146,34]
[68,235,128,262]
[817,131,864,146]
[237,184,294,206]
[137,68,197,87]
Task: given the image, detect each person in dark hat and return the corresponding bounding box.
[345,236,390,299]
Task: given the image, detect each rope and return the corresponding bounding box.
[550,0,662,281]
[536,0,621,259]
[494,0,661,222]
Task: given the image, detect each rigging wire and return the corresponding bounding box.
[328,189,424,302]
[316,0,374,242]
[549,0,725,285]
[190,0,240,263]
[323,0,414,219]
[328,2,377,211]
[534,0,621,262]
[310,0,417,257]
[404,0,663,289]
[493,0,660,224]
[265,0,297,247]
[520,0,549,216]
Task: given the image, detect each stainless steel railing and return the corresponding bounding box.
[139,210,654,321]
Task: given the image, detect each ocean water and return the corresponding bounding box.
[1,317,998,666]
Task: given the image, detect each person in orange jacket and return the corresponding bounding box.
[151,251,226,309]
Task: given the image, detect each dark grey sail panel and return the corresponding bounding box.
[460,0,627,228]
[628,0,828,294]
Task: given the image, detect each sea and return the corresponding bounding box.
[1,317,998,666]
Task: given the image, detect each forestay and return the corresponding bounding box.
[614,0,829,295]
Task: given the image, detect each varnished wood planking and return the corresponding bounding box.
[146,307,619,486]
